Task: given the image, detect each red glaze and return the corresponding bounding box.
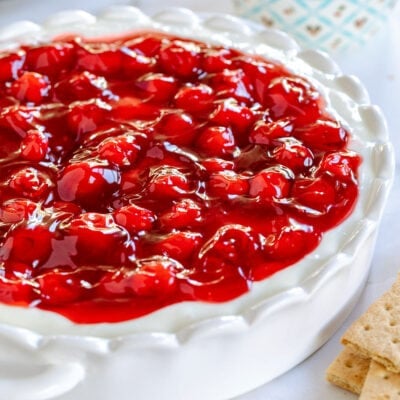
[0,32,360,323]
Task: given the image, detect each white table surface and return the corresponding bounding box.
[0,1,399,399]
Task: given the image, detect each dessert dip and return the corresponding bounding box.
[0,30,360,324]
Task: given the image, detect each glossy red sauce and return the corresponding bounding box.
[0,32,361,323]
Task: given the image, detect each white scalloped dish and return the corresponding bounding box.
[0,7,395,400]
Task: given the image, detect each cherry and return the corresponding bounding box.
[121,48,156,76]
[54,71,109,102]
[20,129,49,161]
[198,225,259,274]
[67,99,110,136]
[174,84,215,115]
[0,51,25,82]
[159,198,202,229]
[49,201,82,217]
[10,72,50,104]
[318,151,361,181]
[113,204,155,233]
[249,167,292,203]
[0,275,34,304]
[152,231,202,262]
[67,212,129,263]
[210,69,253,103]
[196,126,236,157]
[0,199,39,224]
[57,162,120,207]
[111,96,160,120]
[294,119,349,151]
[3,224,53,264]
[273,141,314,174]
[249,119,294,145]
[265,224,320,261]
[136,73,178,102]
[99,134,141,167]
[76,42,122,75]
[154,112,197,146]
[37,271,84,305]
[147,167,190,198]
[208,171,249,198]
[0,106,35,136]
[159,41,201,78]
[201,158,235,173]
[201,48,234,73]
[124,35,162,57]
[264,77,322,123]
[237,59,283,104]
[120,168,146,194]
[2,261,33,280]
[129,258,178,297]
[25,43,76,77]
[210,100,255,135]
[9,167,53,199]
[291,176,337,213]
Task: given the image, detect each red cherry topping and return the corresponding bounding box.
[264,77,322,123]
[208,171,249,198]
[249,119,294,145]
[159,41,201,78]
[249,167,292,203]
[20,129,49,161]
[0,32,360,323]
[99,134,141,167]
[129,258,179,297]
[0,199,39,224]
[319,151,361,181]
[10,72,50,104]
[174,84,215,115]
[57,162,120,207]
[113,204,155,233]
[159,198,202,229]
[26,43,76,77]
[294,119,349,151]
[0,51,25,82]
[136,73,178,102]
[152,231,202,262]
[76,42,122,76]
[67,99,110,136]
[37,271,85,306]
[9,167,52,199]
[273,141,314,174]
[155,112,197,146]
[196,125,236,157]
[148,167,190,198]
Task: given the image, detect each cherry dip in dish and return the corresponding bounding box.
[0,31,360,323]
[0,8,394,400]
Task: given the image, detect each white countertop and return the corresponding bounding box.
[0,1,399,399]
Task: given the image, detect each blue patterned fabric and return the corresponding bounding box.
[233,0,395,52]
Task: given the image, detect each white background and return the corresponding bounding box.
[1,1,399,399]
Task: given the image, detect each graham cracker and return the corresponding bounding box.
[326,346,371,394]
[360,360,400,400]
[342,277,400,374]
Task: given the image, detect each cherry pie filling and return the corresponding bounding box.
[0,32,360,323]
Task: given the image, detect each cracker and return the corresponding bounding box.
[360,360,400,400]
[342,277,400,373]
[326,346,371,394]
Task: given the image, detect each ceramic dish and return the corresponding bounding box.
[0,7,395,400]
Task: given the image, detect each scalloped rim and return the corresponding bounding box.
[0,7,395,352]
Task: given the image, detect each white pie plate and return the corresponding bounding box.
[0,6,395,400]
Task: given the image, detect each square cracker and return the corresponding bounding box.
[360,360,400,400]
[342,277,400,374]
[326,346,371,394]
